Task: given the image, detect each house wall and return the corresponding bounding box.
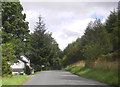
[11,60,25,69]
[11,60,25,75]
[10,55,34,75]
[12,69,24,75]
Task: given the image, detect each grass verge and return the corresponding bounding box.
[34,71,42,74]
[2,75,29,86]
[64,66,118,86]
[0,77,2,87]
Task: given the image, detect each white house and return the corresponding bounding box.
[10,55,34,75]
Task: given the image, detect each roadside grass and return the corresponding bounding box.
[1,71,42,86]
[0,77,2,87]
[34,71,42,74]
[2,75,29,86]
[64,65,118,86]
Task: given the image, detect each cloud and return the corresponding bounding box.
[20,2,118,50]
[52,18,96,50]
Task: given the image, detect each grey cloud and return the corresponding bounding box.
[59,29,80,40]
[22,2,117,11]
[20,1,118,50]
[22,2,117,28]
[64,29,80,37]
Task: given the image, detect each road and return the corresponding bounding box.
[21,70,112,87]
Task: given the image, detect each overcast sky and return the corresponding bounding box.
[20,1,118,50]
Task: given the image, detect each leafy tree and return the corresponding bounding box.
[2,1,30,57]
[1,2,30,75]
[2,2,29,43]
[2,58,12,75]
[62,19,112,67]
[83,19,112,57]
[10,39,25,59]
[62,40,83,67]
[2,42,16,75]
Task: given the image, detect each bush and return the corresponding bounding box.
[2,57,12,75]
[2,43,16,76]
[24,65,31,75]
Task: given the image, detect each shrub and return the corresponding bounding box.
[24,65,31,75]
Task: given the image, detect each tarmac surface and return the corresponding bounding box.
[21,70,113,87]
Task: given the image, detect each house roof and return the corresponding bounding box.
[20,55,30,63]
[11,55,32,69]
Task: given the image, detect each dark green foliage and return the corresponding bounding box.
[1,2,30,75]
[82,20,112,60]
[105,8,120,51]
[105,10,117,33]
[10,39,26,59]
[62,41,82,66]
[28,16,61,71]
[118,2,120,53]
[2,58,12,75]
[2,2,29,43]
[2,43,16,63]
[24,65,31,75]
[2,43,16,75]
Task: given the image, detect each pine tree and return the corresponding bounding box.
[29,16,61,71]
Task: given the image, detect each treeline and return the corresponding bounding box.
[62,3,120,67]
[1,2,61,75]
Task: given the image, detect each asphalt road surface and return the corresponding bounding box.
[21,70,113,87]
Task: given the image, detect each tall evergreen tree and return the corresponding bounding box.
[29,16,61,71]
[105,8,119,51]
[118,1,120,50]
